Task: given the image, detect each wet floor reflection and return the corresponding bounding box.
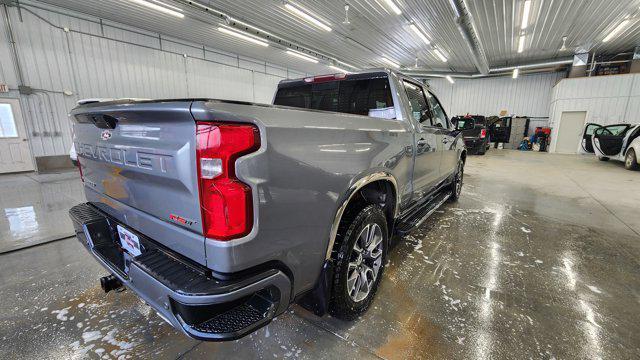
[0,171,83,253]
[5,206,38,238]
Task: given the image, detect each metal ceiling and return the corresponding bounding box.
[30,0,640,75]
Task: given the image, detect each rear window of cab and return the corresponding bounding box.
[274,76,395,119]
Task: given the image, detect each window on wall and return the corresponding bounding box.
[0,104,19,138]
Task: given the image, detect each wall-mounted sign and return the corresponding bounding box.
[0,84,9,93]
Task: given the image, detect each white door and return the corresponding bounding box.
[0,99,34,173]
[555,111,587,154]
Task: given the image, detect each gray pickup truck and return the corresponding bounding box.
[69,69,466,341]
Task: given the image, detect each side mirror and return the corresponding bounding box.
[435,123,443,128]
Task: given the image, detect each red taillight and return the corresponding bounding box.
[196,122,260,240]
[480,128,487,139]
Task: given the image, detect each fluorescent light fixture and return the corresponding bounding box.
[512,68,519,79]
[433,48,448,62]
[329,65,349,73]
[409,24,431,45]
[383,0,402,15]
[381,57,401,69]
[127,0,184,18]
[521,0,532,30]
[446,75,455,84]
[603,19,630,42]
[517,35,526,53]
[286,49,319,63]
[284,3,332,31]
[449,0,460,17]
[218,27,269,47]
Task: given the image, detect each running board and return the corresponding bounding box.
[394,191,451,235]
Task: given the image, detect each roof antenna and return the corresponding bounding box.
[343,4,351,24]
[560,36,567,51]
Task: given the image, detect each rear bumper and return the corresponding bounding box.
[464,139,486,153]
[69,203,291,341]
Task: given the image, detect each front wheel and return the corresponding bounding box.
[625,149,639,170]
[449,158,464,201]
[329,205,388,320]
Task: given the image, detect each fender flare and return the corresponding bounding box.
[324,171,399,260]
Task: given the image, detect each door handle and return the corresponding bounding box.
[442,138,451,144]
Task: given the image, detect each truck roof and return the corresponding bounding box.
[277,68,426,88]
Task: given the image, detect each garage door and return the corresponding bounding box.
[0,99,34,173]
[555,111,587,154]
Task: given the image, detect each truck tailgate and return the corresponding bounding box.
[71,100,205,262]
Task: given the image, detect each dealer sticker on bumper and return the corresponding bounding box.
[117,225,142,257]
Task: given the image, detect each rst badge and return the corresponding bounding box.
[169,213,195,226]
[101,129,112,140]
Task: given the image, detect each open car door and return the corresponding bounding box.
[592,124,631,157]
[488,116,512,143]
[581,123,602,153]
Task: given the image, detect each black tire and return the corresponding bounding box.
[449,158,464,202]
[598,156,610,161]
[625,149,639,170]
[329,204,388,320]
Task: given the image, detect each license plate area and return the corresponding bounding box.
[117,224,142,257]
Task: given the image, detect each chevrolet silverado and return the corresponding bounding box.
[69,69,466,341]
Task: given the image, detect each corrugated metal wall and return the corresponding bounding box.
[0,2,306,159]
[548,73,640,153]
[428,72,565,118]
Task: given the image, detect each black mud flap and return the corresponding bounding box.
[297,261,334,316]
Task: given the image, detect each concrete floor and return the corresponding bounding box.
[0,171,83,253]
[1,150,639,359]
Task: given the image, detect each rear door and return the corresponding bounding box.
[593,124,630,157]
[426,91,457,177]
[402,81,441,198]
[581,123,601,153]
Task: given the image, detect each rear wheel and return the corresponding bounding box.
[598,156,610,161]
[625,149,639,170]
[330,205,387,320]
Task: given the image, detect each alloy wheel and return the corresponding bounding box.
[347,223,384,302]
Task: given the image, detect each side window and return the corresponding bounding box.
[402,81,431,124]
[584,123,601,135]
[426,92,449,128]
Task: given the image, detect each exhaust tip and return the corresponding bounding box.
[100,274,123,293]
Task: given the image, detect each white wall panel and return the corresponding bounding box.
[548,74,640,153]
[428,72,565,118]
[253,72,283,104]
[0,2,301,161]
